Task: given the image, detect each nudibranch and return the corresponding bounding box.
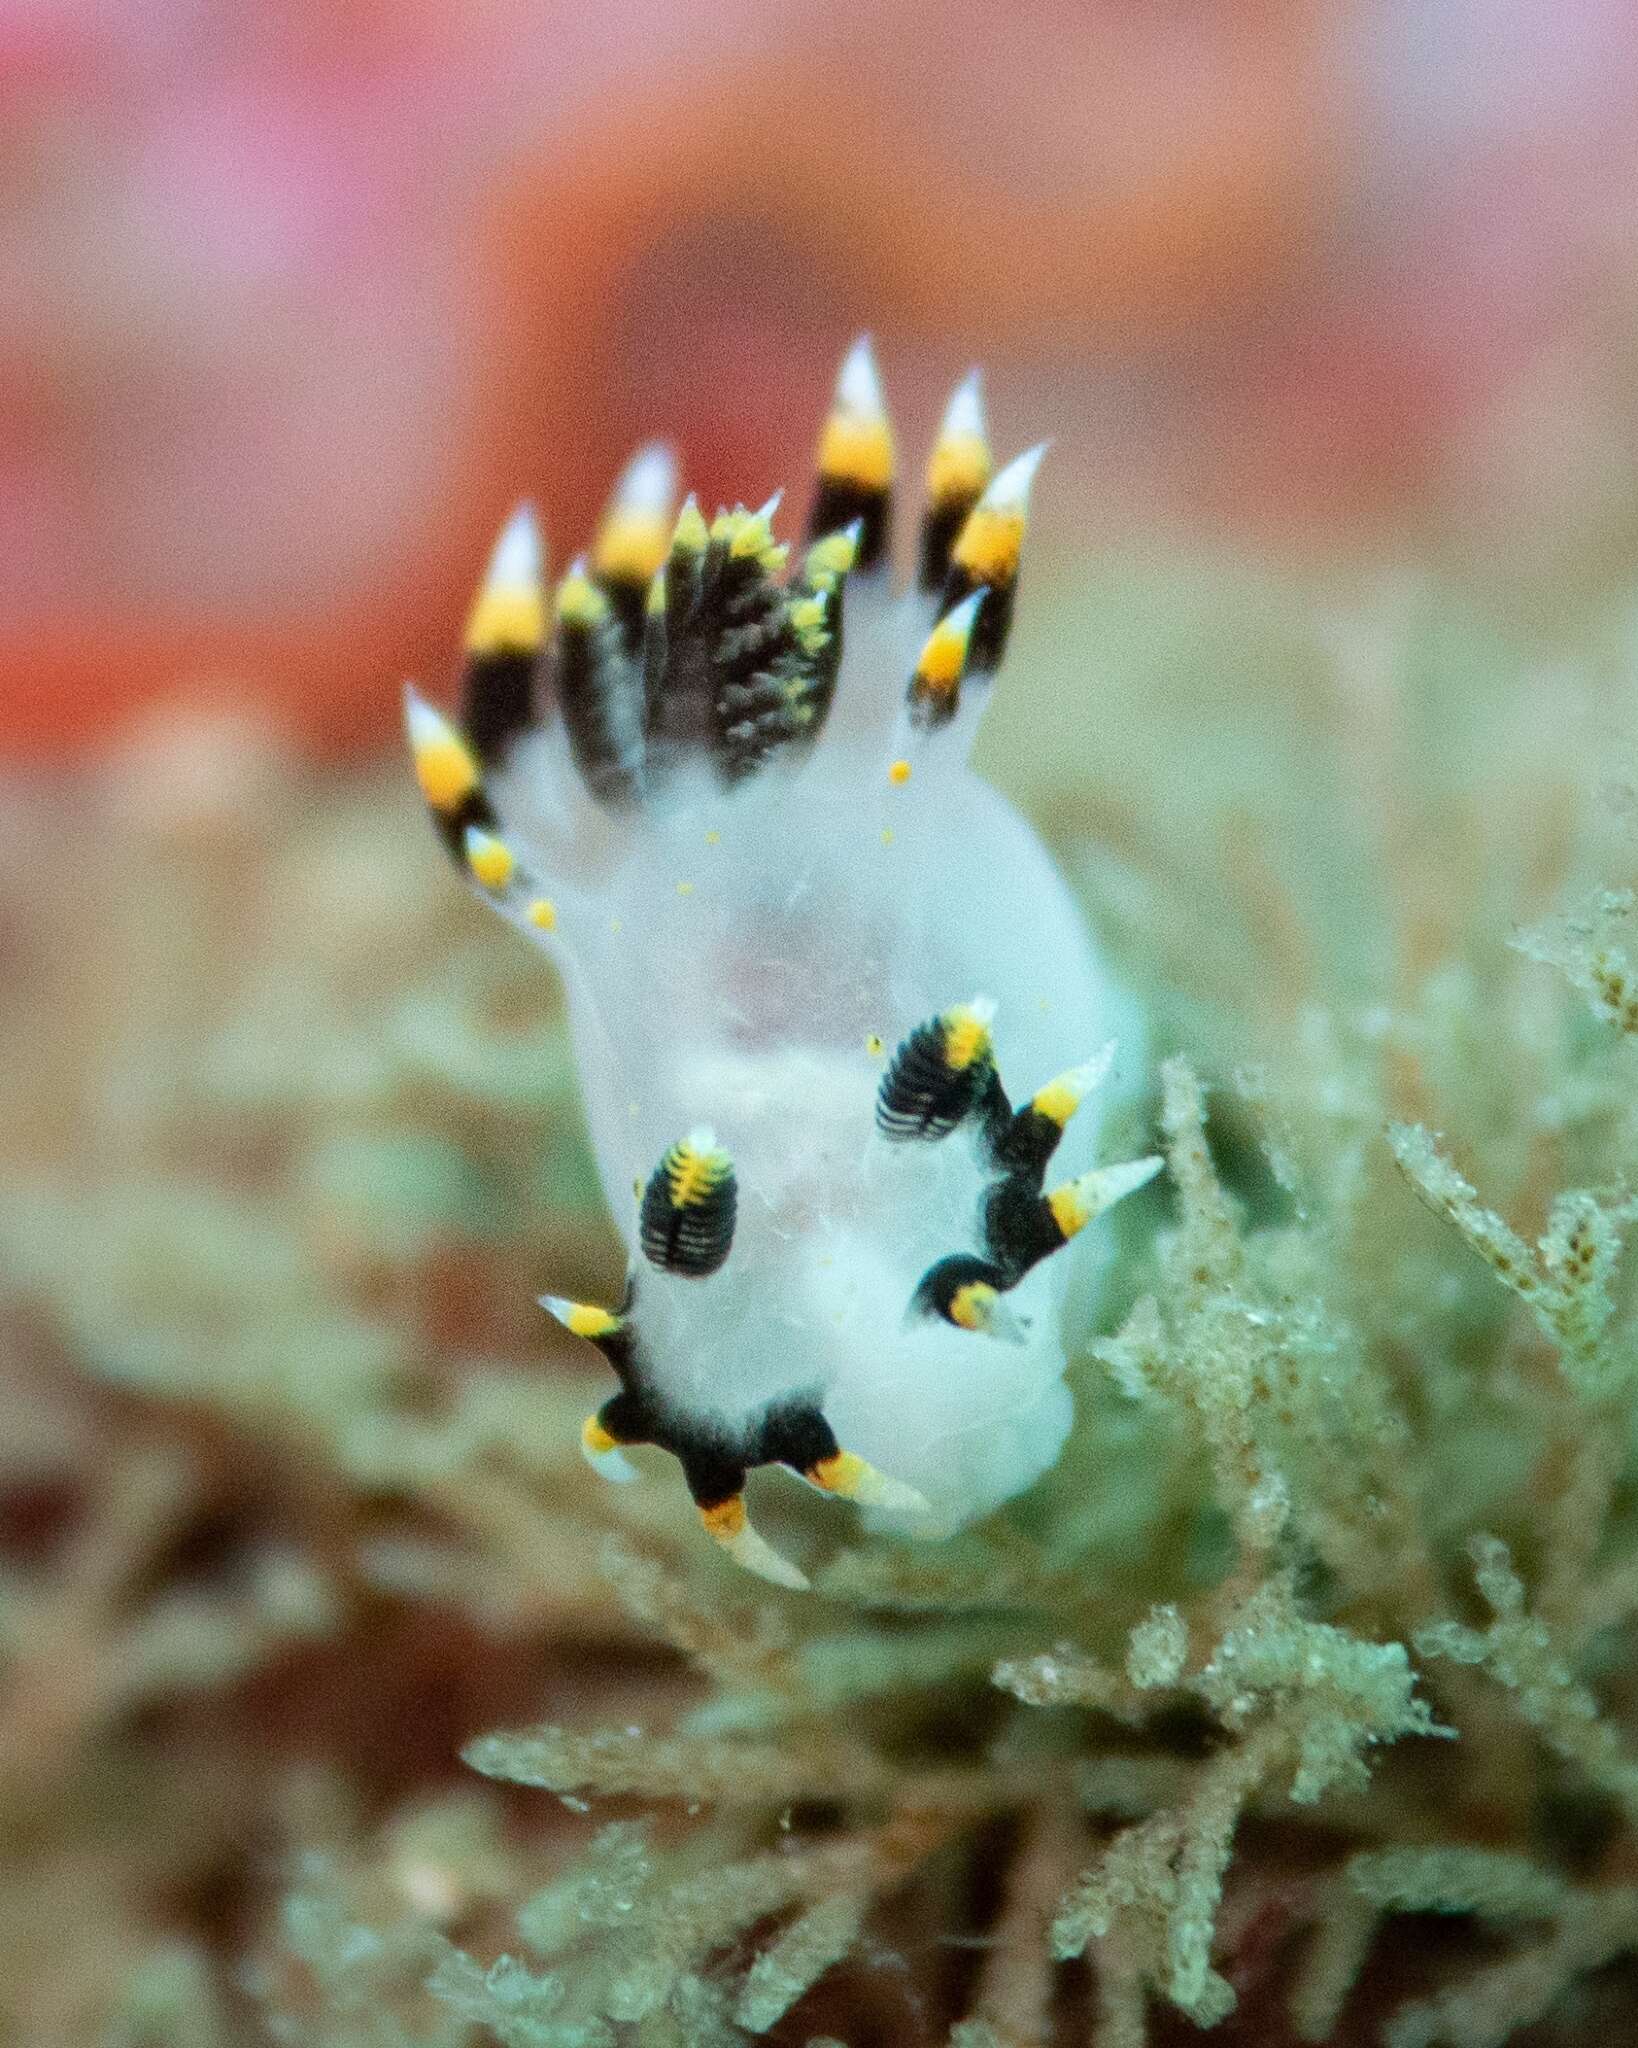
[406,339,1156,1588]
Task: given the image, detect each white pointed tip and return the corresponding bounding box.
[487,502,542,589]
[753,489,784,524]
[986,1299,1029,1346]
[684,1124,720,1156]
[939,368,986,442]
[983,442,1050,511]
[835,333,886,420]
[964,994,999,1026]
[727,1523,811,1592]
[1081,1154,1166,1215]
[938,587,988,637]
[610,442,678,518]
[404,689,454,748]
[861,1471,933,1516]
[538,1294,576,1328]
[584,1444,640,1483]
[1064,1043,1119,1099]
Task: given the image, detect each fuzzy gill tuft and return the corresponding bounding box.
[405,337,1151,1584]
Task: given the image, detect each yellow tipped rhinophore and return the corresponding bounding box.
[808,1449,930,1516]
[699,1495,810,1591]
[816,335,895,492]
[1046,1155,1165,1239]
[406,692,481,814]
[926,369,992,507]
[950,443,1048,588]
[907,588,987,728]
[592,442,677,587]
[463,826,516,893]
[464,504,546,657]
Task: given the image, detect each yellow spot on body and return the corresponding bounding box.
[1032,1074,1084,1127]
[465,831,515,891]
[675,880,694,896]
[866,1033,885,1057]
[557,572,609,627]
[950,1281,998,1332]
[1048,1181,1092,1238]
[464,586,546,657]
[888,758,912,786]
[413,727,480,813]
[582,1413,619,1454]
[609,917,622,933]
[701,1496,746,1542]
[593,514,670,586]
[943,1005,993,1072]
[952,504,1024,585]
[881,827,894,847]
[528,897,558,931]
[927,430,992,507]
[818,412,894,490]
[704,829,721,846]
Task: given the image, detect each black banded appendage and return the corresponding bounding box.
[461,506,547,769]
[877,1004,1006,1143]
[639,1133,737,1277]
[807,337,893,573]
[919,370,992,593]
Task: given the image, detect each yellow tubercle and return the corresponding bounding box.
[528,897,558,931]
[464,829,516,892]
[888,758,912,787]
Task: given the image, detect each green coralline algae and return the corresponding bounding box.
[6,562,1638,2044]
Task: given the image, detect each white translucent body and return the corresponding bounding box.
[492,583,1144,1525]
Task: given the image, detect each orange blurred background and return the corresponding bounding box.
[6,0,1638,758]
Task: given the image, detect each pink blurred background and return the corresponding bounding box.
[5,0,1638,758]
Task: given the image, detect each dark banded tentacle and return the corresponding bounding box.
[551,561,646,806]
[939,444,1047,677]
[919,371,992,593]
[806,335,894,573]
[461,505,547,769]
